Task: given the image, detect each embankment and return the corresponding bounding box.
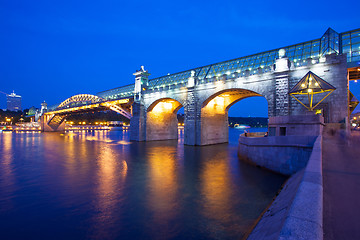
[246,136,323,239]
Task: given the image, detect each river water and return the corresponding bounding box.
[0,128,286,240]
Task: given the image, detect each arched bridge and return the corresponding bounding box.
[41,27,359,145]
[129,52,350,145]
[41,94,132,131]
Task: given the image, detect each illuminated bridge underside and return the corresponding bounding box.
[201,90,261,145]
[348,67,360,81]
[42,94,132,131]
[48,99,132,118]
[97,28,360,100]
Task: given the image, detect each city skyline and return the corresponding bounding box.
[1,1,359,116]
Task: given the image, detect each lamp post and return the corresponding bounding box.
[5,117,11,125]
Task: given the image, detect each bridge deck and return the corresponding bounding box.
[97,28,359,101]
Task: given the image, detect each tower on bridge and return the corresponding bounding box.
[134,66,150,102]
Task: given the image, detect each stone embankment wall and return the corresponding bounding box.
[238,135,317,175]
[247,136,323,240]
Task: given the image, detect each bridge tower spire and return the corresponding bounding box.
[130,66,150,141]
[133,66,150,102]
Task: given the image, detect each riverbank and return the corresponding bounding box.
[247,135,323,239]
[246,130,360,239]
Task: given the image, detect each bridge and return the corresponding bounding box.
[42,27,360,145]
[41,94,132,131]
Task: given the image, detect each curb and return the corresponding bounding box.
[279,135,323,239]
[247,135,323,240]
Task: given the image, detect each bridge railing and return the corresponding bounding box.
[95,28,359,100]
[135,36,324,91]
[97,84,135,100]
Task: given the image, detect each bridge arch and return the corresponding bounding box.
[146,98,183,141]
[201,88,263,110]
[199,88,267,145]
[57,94,104,109]
[42,93,133,132]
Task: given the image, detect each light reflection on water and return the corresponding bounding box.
[0,128,286,239]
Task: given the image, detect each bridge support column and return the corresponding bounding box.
[274,52,290,116]
[184,71,202,145]
[130,102,147,141]
[146,100,182,141]
[200,111,229,145]
[40,115,66,132]
[184,90,202,145]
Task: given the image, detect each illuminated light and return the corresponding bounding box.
[357,68,360,71]
[354,117,357,120]
[307,89,312,93]
[164,102,172,110]
[312,60,317,64]
[226,71,231,75]
[355,80,358,83]
[315,82,319,86]
[301,84,305,87]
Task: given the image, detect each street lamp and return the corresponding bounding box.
[5,118,11,125]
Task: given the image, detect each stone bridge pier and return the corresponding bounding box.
[130,52,349,146]
[40,114,66,132]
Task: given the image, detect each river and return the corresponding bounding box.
[0,128,286,239]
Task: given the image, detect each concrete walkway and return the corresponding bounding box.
[323,131,360,239]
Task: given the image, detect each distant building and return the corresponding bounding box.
[7,91,22,111]
[25,101,48,122]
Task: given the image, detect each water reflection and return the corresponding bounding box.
[201,152,231,221]
[0,132,15,212]
[91,143,128,239]
[0,129,286,239]
[147,145,180,238]
[197,145,244,238]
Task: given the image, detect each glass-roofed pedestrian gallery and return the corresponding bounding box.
[97,27,360,100]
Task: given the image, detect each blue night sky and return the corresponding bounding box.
[0,0,359,116]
